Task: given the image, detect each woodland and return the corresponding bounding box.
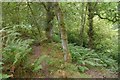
[0,2,119,78]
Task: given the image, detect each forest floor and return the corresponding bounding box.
[29,42,117,78]
[8,42,117,78]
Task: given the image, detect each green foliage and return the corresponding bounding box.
[25,55,49,72]
[69,43,117,72]
[97,53,118,72]
[52,34,61,43]
[32,55,48,72]
[1,26,49,75]
[1,2,118,77]
[67,29,88,47]
[11,24,45,43]
[0,74,10,79]
[0,61,10,79]
[78,66,89,73]
[93,17,118,60]
[67,30,80,45]
[64,63,78,72]
[2,39,32,67]
[13,24,34,37]
[96,2,118,23]
[2,27,33,67]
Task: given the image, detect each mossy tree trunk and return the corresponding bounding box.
[54,3,71,62]
[118,1,120,78]
[79,3,87,47]
[45,2,55,42]
[87,2,96,49]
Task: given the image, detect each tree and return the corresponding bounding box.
[79,3,87,47]
[118,1,120,78]
[87,2,94,49]
[42,2,55,42]
[94,2,119,23]
[54,3,71,62]
[87,2,97,49]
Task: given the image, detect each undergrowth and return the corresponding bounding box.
[68,43,118,72]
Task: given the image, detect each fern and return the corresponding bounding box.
[0,61,10,79]
[24,55,49,72]
[69,43,117,72]
[2,27,33,68]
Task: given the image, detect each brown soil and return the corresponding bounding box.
[31,43,118,78]
[32,44,49,77]
[85,69,118,78]
[32,45,41,57]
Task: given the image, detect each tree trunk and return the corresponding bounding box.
[0,2,1,46]
[79,3,87,47]
[54,3,71,62]
[118,1,120,78]
[87,2,94,49]
[46,2,55,42]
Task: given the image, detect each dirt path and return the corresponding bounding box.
[31,44,118,78]
[85,69,118,78]
[32,45,49,77]
[32,45,41,57]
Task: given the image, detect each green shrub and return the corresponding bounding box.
[2,39,32,66]
[1,27,50,76]
[24,55,49,73]
[68,43,118,72]
[52,34,61,43]
[67,30,88,47]
[2,27,33,69]
[0,62,10,79]
[31,55,48,72]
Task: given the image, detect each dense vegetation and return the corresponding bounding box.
[0,2,119,78]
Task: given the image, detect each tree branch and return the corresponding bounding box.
[41,2,48,11]
[95,12,118,23]
[27,2,42,39]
